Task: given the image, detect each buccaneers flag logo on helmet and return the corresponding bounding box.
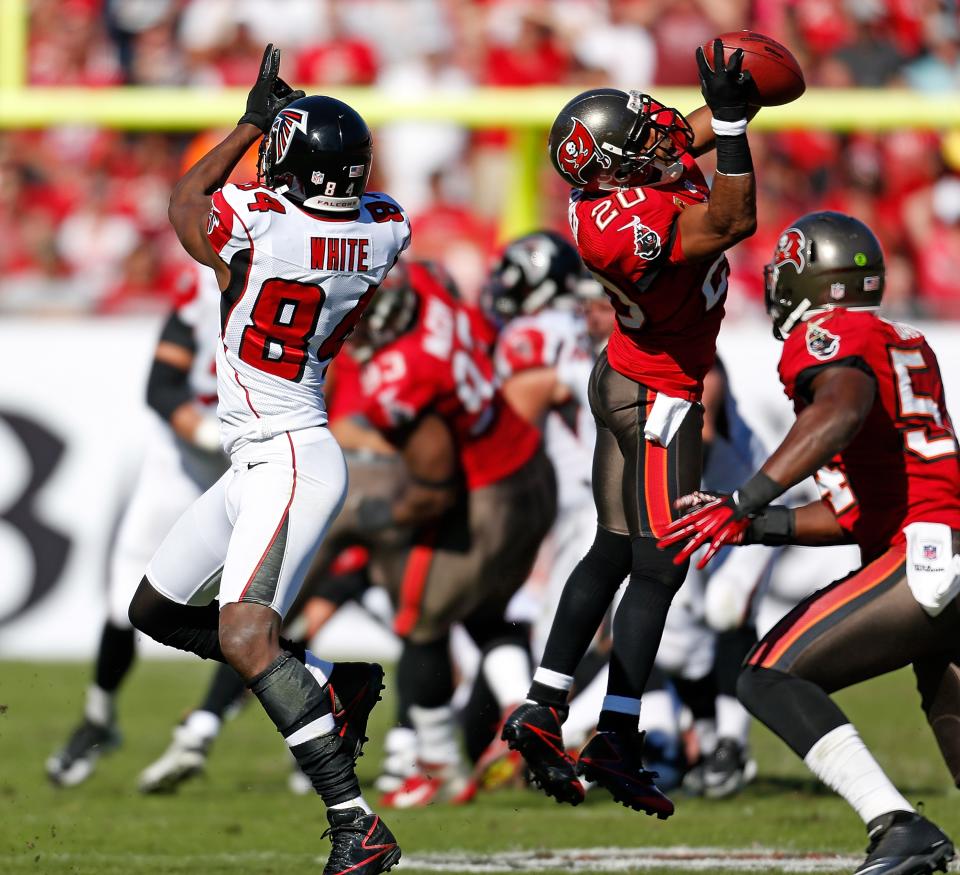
[773,228,806,273]
[271,108,309,165]
[556,117,612,185]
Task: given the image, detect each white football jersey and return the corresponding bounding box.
[176,264,222,408]
[206,183,410,452]
[495,307,596,510]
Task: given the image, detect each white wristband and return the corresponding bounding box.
[711,117,748,137]
[192,415,222,453]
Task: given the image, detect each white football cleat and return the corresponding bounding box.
[138,724,209,794]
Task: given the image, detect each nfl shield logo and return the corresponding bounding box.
[923,544,938,560]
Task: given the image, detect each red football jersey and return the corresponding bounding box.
[360,265,541,489]
[779,309,960,560]
[569,152,728,401]
[325,351,365,425]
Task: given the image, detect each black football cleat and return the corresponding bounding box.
[322,807,401,875]
[577,730,675,819]
[46,719,121,787]
[324,663,385,761]
[855,811,953,875]
[501,702,585,805]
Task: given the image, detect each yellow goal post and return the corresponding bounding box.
[2,0,958,239]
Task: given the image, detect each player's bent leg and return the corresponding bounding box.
[739,553,958,875]
[914,655,960,788]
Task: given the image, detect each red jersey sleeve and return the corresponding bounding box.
[495,324,550,379]
[778,310,878,403]
[361,346,438,443]
[573,187,684,292]
[326,352,365,424]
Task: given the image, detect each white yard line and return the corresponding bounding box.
[3,847,958,873]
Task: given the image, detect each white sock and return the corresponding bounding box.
[84,685,114,727]
[695,718,718,757]
[563,665,607,748]
[601,694,641,717]
[803,724,914,825]
[482,644,531,710]
[531,666,574,696]
[304,651,334,687]
[183,709,222,742]
[408,704,461,765]
[716,694,751,746]
[638,689,677,736]
[330,795,372,815]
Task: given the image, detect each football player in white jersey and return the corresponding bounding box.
[127,47,409,875]
[484,232,597,653]
[46,264,227,787]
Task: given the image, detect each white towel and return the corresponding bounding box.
[643,392,693,447]
[904,521,960,616]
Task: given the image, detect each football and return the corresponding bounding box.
[701,31,805,106]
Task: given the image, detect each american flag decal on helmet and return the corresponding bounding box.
[271,108,309,165]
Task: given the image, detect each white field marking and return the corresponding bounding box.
[3,849,958,873]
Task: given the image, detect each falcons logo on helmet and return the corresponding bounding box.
[774,228,806,273]
[270,108,309,165]
[556,117,611,185]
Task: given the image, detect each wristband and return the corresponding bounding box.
[711,118,748,136]
[733,471,784,517]
[745,505,795,546]
[715,132,753,176]
[193,416,222,453]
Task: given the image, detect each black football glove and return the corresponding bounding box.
[238,44,306,133]
[696,38,754,122]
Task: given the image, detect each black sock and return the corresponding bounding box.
[737,666,847,758]
[248,652,358,805]
[715,626,756,698]
[673,674,717,722]
[396,636,454,714]
[94,621,136,692]
[599,537,686,732]
[199,662,248,718]
[531,527,631,707]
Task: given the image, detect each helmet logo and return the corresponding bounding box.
[556,117,611,185]
[271,108,309,165]
[773,227,806,274]
[805,321,840,361]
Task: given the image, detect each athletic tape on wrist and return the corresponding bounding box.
[715,132,753,176]
[711,118,748,137]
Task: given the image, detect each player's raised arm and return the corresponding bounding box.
[167,44,303,285]
[675,40,757,262]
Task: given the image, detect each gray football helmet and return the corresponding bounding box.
[764,211,885,340]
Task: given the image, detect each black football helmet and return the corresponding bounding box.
[261,95,372,212]
[481,231,584,328]
[764,211,885,340]
[547,88,693,192]
[350,260,419,362]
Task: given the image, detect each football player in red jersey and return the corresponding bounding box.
[502,42,760,816]
[660,212,958,875]
[350,260,557,807]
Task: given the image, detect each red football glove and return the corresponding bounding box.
[657,494,751,570]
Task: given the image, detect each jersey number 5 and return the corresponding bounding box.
[889,348,958,460]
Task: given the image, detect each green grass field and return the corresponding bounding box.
[0,660,956,875]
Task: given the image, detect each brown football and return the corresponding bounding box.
[701,31,805,106]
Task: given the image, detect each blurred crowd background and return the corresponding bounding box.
[1,0,959,317]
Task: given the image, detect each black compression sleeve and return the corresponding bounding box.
[159,311,197,353]
[146,359,192,422]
